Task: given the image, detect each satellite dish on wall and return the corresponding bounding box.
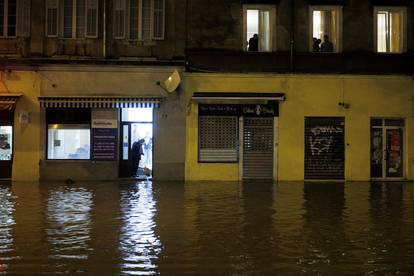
[159,70,181,93]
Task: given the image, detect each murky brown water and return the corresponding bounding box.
[1,181,414,275]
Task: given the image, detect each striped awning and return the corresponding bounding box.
[38,96,164,108]
[192,92,286,104]
[0,93,22,110]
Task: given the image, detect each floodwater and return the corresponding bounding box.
[1,181,414,275]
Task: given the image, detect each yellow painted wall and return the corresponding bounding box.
[185,73,414,181]
[1,71,41,181]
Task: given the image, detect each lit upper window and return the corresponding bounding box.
[243,5,276,52]
[374,7,407,53]
[309,6,342,53]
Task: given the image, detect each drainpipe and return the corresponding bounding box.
[290,0,295,72]
[103,0,107,58]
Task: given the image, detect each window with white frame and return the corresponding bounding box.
[46,0,98,38]
[0,0,31,37]
[243,5,276,52]
[198,116,239,162]
[374,7,406,53]
[310,6,342,53]
[113,0,165,41]
[46,108,91,160]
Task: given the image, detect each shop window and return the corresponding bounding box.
[0,126,12,160]
[46,109,91,160]
[374,7,406,53]
[310,6,342,53]
[243,5,276,52]
[114,0,165,40]
[0,0,31,37]
[198,116,238,162]
[46,0,98,38]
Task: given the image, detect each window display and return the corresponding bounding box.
[0,126,12,161]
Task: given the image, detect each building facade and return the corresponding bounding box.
[1,0,187,181]
[184,0,414,181]
[1,0,413,182]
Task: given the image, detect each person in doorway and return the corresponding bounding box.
[312,37,321,52]
[131,138,145,177]
[248,34,259,51]
[320,35,334,52]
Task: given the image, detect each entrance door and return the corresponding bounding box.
[242,117,274,179]
[371,118,404,179]
[119,108,153,178]
[0,110,14,179]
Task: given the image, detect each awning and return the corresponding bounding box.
[0,93,22,110]
[191,92,286,104]
[38,96,164,108]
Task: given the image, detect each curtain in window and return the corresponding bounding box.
[258,10,270,51]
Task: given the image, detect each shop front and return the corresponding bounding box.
[38,96,162,181]
[187,92,285,181]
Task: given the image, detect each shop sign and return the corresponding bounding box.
[92,119,118,161]
[199,102,278,117]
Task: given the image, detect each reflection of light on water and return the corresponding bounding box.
[120,181,161,275]
[0,186,16,272]
[46,187,93,261]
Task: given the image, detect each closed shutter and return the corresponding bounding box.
[243,118,273,179]
[46,0,58,36]
[199,116,238,162]
[17,0,30,37]
[114,0,126,38]
[141,0,151,40]
[304,117,345,179]
[153,0,164,39]
[86,0,97,37]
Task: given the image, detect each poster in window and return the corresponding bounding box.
[91,119,118,161]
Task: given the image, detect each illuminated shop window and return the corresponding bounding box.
[310,6,342,53]
[46,109,91,160]
[0,126,12,161]
[374,7,406,53]
[198,116,238,162]
[243,5,276,52]
[46,0,98,38]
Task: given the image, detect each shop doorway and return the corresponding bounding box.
[119,108,153,179]
[242,117,274,179]
[371,118,404,179]
[0,110,14,179]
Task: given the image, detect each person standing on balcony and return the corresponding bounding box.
[321,35,334,52]
[248,34,259,51]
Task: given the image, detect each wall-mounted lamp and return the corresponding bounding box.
[156,70,181,93]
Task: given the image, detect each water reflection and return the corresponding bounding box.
[0,184,15,273]
[0,181,414,275]
[119,181,161,275]
[301,182,347,274]
[44,185,93,273]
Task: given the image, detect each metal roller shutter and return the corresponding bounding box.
[243,118,274,179]
[304,117,345,180]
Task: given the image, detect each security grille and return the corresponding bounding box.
[243,118,274,179]
[199,116,238,162]
[304,117,345,179]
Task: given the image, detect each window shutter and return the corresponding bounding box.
[86,0,98,37]
[114,0,126,39]
[141,0,151,40]
[46,0,58,37]
[17,0,31,37]
[153,0,164,40]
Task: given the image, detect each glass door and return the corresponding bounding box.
[370,119,404,179]
[119,108,153,179]
[386,128,403,178]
